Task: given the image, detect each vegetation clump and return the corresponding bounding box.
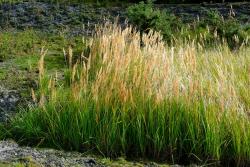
[0,1,249,166]
[5,23,250,166]
[127,1,250,48]
[127,0,182,42]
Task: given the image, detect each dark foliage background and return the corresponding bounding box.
[34,0,250,4]
[93,0,249,3]
[128,0,249,3]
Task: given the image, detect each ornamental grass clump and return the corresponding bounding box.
[11,23,250,166]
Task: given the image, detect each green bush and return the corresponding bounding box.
[193,10,250,48]
[127,0,182,41]
[0,124,9,139]
[41,0,250,4]
[127,2,250,48]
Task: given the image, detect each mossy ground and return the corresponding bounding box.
[0,30,82,94]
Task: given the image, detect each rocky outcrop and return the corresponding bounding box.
[0,140,100,167]
[0,2,126,36]
[0,87,20,123]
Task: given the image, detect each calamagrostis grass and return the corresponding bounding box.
[70,23,249,116]
[11,23,250,165]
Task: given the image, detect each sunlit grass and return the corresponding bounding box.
[9,23,250,166]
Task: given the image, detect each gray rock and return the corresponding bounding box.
[0,140,102,167]
[0,88,20,123]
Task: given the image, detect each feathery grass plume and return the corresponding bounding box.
[68,46,73,68]
[63,46,73,68]
[47,75,56,102]
[71,61,78,83]
[63,47,67,65]
[31,88,37,103]
[38,46,47,81]
[39,93,45,107]
[38,46,48,107]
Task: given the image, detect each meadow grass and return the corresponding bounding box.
[0,30,83,61]
[8,23,250,166]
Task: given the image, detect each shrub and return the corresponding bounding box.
[127,2,250,48]
[193,9,250,48]
[127,0,182,41]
